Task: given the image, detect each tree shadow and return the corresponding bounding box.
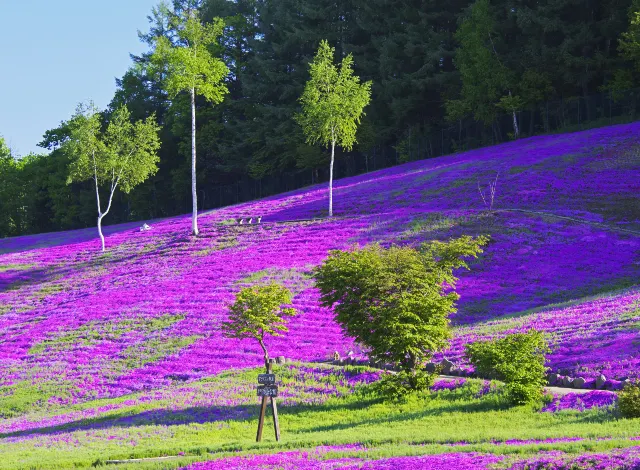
[0,221,144,255]
[0,396,384,441]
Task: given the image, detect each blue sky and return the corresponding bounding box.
[0,0,160,156]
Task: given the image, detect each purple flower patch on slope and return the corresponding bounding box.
[541,391,618,413]
[0,121,639,407]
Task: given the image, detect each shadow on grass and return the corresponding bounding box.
[0,396,382,440]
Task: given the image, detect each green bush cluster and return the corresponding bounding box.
[618,383,640,418]
[374,370,437,400]
[465,329,550,405]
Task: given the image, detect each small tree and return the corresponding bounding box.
[151,6,229,236]
[222,283,297,371]
[65,103,160,252]
[465,330,550,405]
[296,40,372,217]
[314,236,488,396]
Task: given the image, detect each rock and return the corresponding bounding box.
[440,359,454,374]
[276,356,286,364]
[573,377,586,389]
[425,362,437,373]
[562,376,574,387]
[596,374,607,390]
[547,373,559,385]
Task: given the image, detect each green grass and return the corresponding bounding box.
[0,263,36,272]
[29,313,186,355]
[1,364,638,469]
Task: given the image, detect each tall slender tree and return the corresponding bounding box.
[65,103,161,252]
[151,4,229,235]
[296,40,371,217]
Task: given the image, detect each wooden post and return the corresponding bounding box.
[271,396,280,441]
[256,396,268,442]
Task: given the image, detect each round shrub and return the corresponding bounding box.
[618,383,640,418]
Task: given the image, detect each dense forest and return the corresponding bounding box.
[2,0,640,238]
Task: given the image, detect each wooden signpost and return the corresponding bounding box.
[256,364,280,442]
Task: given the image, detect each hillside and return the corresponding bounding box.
[1,122,639,407]
[1,122,640,468]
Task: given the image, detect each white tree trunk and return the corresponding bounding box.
[512,110,519,139]
[508,91,520,139]
[97,214,105,252]
[191,87,199,236]
[329,139,335,217]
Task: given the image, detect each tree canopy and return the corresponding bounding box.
[313,235,488,394]
[221,283,297,370]
[64,103,160,251]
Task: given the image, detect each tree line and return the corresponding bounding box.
[3,0,640,238]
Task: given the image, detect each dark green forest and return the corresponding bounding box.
[2,0,640,238]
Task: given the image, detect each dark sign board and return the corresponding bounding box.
[257,385,278,397]
[258,374,276,384]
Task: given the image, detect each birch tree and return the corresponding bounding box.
[296,40,371,217]
[65,103,161,252]
[150,5,229,236]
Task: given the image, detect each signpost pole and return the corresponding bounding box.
[256,360,281,442]
[256,396,268,442]
[271,396,280,441]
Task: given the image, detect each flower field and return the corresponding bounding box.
[1,122,639,468]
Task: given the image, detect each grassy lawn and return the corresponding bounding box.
[1,363,638,469]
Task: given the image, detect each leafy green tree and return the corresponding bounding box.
[222,283,297,371]
[151,5,229,235]
[465,329,550,405]
[447,0,521,138]
[64,103,161,251]
[297,40,372,217]
[314,235,488,395]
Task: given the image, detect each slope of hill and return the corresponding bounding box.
[0,122,639,409]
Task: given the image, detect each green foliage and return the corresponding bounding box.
[374,370,437,401]
[151,9,229,103]
[619,0,640,71]
[221,283,297,365]
[465,330,551,405]
[296,40,372,151]
[314,236,488,394]
[448,0,510,125]
[63,103,160,250]
[496,93,525,114]
[618,382,640,418]
[66,104,161,193]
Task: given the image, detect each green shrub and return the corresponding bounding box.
[373,370,436,400]
[619,383,640,418]
[465,330,550,405]
[314,235,488,398]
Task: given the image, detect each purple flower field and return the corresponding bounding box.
[184,444,640,469]
[0,123,639,468]
[0,122,638,405]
